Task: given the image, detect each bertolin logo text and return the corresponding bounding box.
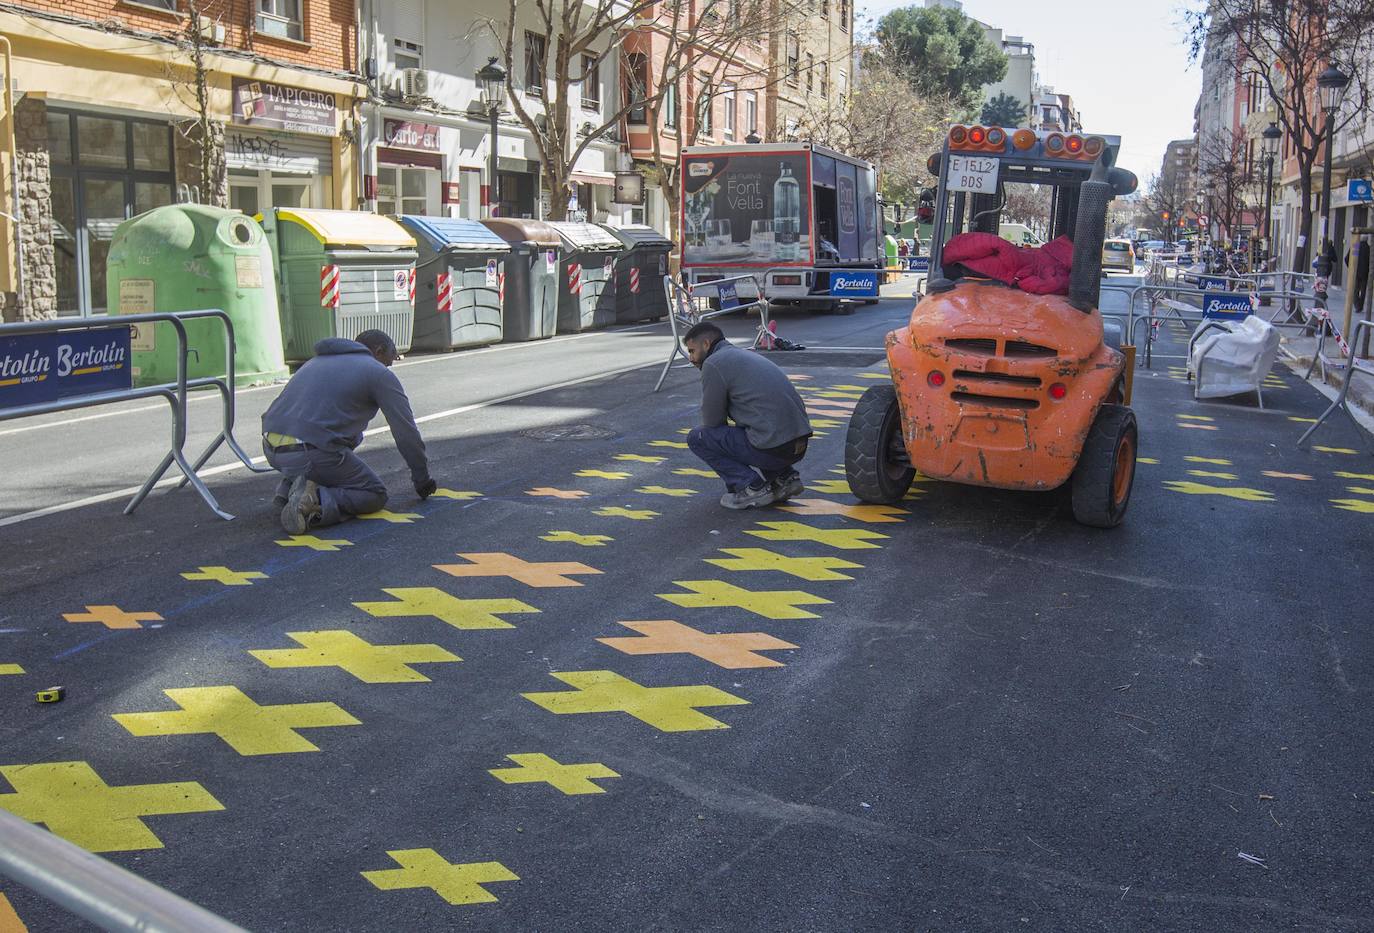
[833,274,876,290]
[0,348,50,386]
[56,338,126,377]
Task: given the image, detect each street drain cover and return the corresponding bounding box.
[521,423,618,441]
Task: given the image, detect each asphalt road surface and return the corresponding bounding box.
[3,288,1373,931]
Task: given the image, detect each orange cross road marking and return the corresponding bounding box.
[1261,471,1313,480]
[62,606,162,630]
[433,552,602,587]
[524,487,590,499]
[597,620,797,669]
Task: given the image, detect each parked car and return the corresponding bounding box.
[1102,238,1135,273]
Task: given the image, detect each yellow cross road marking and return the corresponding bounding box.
[807,479,852,494]
[525,487,590,499]
[1287,417,1318,424]
[0,892,24,931]
[826,385,869,391]
[1345,486,1374,496]
[807,407,854,417]
[787,374,813,381]
[635,485,697,497]
[1178,423,1219,431]
[1161,481,1276,502]
[810,418,843,428]
[704,547,862,581]
[0,663,22,675]
[62,606,162,630]
[855,372,889,379]
[434,552,602,587]
[249,631,460,684]
[275,535,353,551]
[1177,414,1215,421]
[430,489,483,500]
[180,566,268,587]
[521,670,749,732]
[1314,446,1358,455]
[1185,456,1233,465]
[598,620,798,669]
[814,391,864,400]
[575,470,632,479]
[488,753,620,795]
[672,468,717,477]
[362,849,518,905]
[777,498,908,523]
[746,521,889,549]
[594,506,659,520]
[113,686,360,756]
[648,440,690,449]
[1331,498,1374,513]
[357,510,423,523]
[1335,471,1374,481]
[540,530,614,546]
[1262,471,1313,480]
[677,428,692,434]
[0,761,223,853]
[614,454,666,463]
[354,588,538,630]
[656,580,831,620]
[1186,469,1239,480]
[1136,457,1160,464]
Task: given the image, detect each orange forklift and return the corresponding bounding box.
[845,126,1140,527]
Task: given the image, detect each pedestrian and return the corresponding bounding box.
[683,321,812,509]
[262,330,436,534]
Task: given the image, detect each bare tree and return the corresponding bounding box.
[1186,0,1374,271]
[485,0,667,222]
[161,0,227,206]
[1197,125,1257,243]
[1144,168,1190,243]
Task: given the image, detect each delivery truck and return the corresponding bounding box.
[679,142,882,310]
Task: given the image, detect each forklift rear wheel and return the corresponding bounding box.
[1070,404,1137,528]
[845,385,915,504]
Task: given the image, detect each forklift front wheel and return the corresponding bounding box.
[845,385,915,504]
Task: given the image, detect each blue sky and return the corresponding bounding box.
[856,0,1202,182]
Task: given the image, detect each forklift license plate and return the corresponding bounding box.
[947,155,1000,193]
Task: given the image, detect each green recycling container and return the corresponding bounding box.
[546,221,624,333]
[105,204,288,387]
[259,208,418,361]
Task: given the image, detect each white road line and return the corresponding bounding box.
[0,322,671,438]
[0,359,657,529]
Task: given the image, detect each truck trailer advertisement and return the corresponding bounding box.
[682,151,812,266]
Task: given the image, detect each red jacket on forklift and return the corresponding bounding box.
[941,232,1075,296]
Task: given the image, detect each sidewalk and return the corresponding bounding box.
[1275,281,1374,430]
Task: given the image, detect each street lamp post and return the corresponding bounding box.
[477,57,507,219]
[1261,121,1282,271]
[1316,62,1350,279]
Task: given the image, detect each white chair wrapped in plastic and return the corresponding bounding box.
[1187,314,1281,408]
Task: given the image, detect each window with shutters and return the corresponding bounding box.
[525,32,547,98]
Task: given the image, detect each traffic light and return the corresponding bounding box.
[1162,211,1170,220]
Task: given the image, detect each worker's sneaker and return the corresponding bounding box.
[280,476,321,535]
[720,482,776,510]
[769,471,804,503]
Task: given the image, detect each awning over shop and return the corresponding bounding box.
[570,171,616,187]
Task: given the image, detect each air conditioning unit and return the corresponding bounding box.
[534,113,549,134]
[579,122,595,136]
[401,68,430,101]
[198,20,226,44]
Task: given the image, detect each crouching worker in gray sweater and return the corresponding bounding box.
[262,331,436,534]
[683,322,812,509]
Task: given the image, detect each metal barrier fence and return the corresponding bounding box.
[656,274,769,392]
[0,310,268,520]
[1297,318,1374,451]
[0,807,246,932]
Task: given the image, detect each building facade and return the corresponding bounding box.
[0,0,363,322]
[768,0,853,141]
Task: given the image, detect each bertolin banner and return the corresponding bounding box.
[1202,292,1256,321]
[830,270,880,298]
[0,327,132,410]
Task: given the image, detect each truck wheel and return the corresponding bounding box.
[1070,404,1137,528]
[845,385,915,504]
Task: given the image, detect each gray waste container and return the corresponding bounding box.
[259,208,418,360]
[603,224,673,323]
[399,216,510,351]
[481,218,561,342]
[546,221,624,333]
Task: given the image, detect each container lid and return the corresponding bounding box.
[480,218,562,247]
[601,223,672,248]
[545,221,622,251]
[276,209,416,248]
[399,216,511,253]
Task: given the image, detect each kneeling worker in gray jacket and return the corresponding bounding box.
[683,322,812,509]
[262,331,436,534]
